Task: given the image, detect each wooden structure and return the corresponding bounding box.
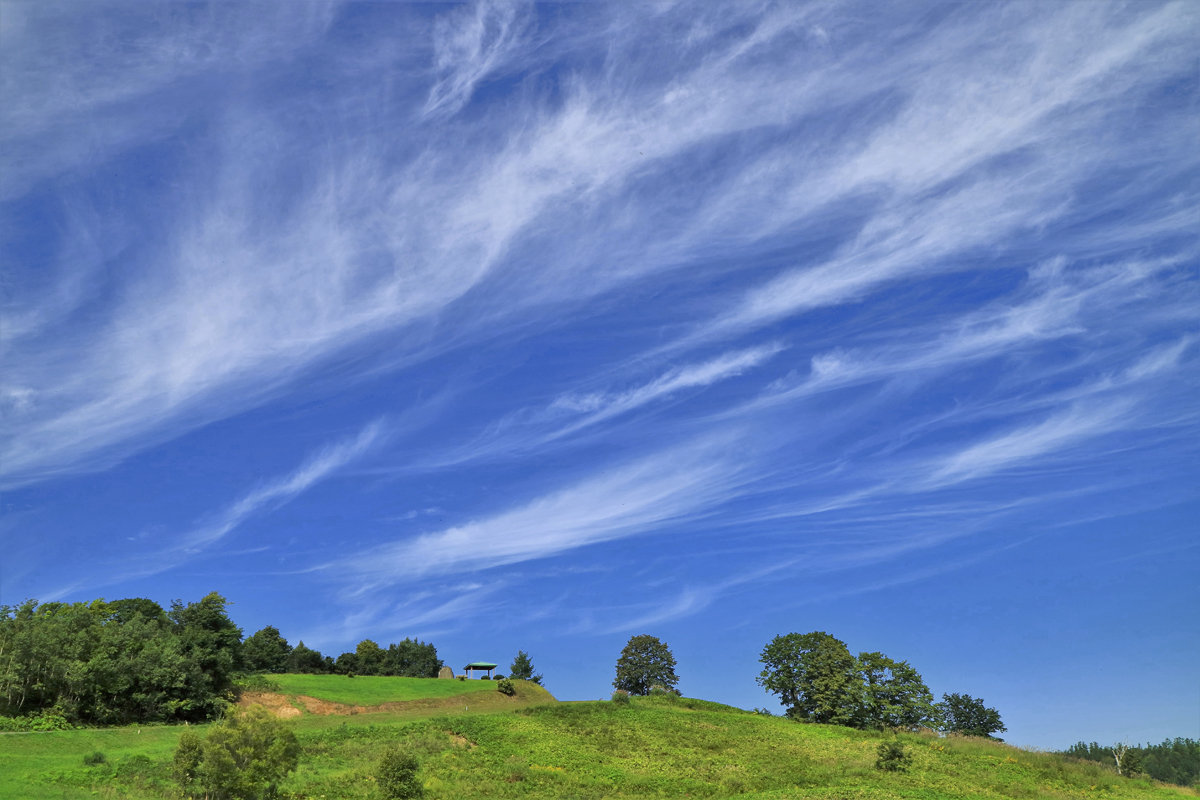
[462,661,498,678]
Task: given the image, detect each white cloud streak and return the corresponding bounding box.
[184,420,384,550]
[332,437,750,585]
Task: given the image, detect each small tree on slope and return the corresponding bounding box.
[509,650,543,685]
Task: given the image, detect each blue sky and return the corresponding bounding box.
[2,0,1197,749]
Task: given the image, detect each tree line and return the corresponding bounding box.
[609,631,1006,738]
[1063,738,1200,787]
[0,592,441,726]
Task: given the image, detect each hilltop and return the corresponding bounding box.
[1,678,1193,799]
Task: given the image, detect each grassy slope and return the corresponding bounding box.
[2,693,1192,799]
[272,673,498,705]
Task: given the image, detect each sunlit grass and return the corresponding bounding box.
[271,673,498,706]
[1,693,1193,799]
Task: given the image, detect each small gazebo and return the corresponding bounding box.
[463,661,498,679]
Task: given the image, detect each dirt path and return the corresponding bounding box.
[239,683,554,718]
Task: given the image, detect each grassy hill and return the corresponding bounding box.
[1,689,1193,799]
[270,673,501,706]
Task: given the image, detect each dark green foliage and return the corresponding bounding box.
[106,598,166,625]
[936,693,1006,739]
[611,689,631,705]
[241,626,292,673]
[285,641,330,674]
[176,705,301,800]
[497,678,516,696]
[757,631,859,725]
[876,740,912,772]
[233,673,283,693]
[0,592,241,725]
[493,673,505,680]
[856,651,937,730]
[1064,739,1200,786]
[82,750,107,766]
[378,748,424,799]
[613,635,679,696]
[334,637,442,677]
[509,649,544,685]
[173,730,204,790]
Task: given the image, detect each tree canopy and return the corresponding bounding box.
[935,693,1007,739]
[613,635,679,696]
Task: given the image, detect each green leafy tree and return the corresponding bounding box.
[355,639,386,674]
[184,704,301,800]
[613,635,678,696]
[284,641,328,674]
[380,638,441,678]
[855,651,937,730]
[106,598,167,625]
[508,650,543,684]
[173,730,204,793]
[378,748,423,799]
[241,626,292,673]
[757,631,859,725]
[170,592,243,718]
[935,692,1006,739]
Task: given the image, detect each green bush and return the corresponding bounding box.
[497,679,516,696]
[233,673,283,693]
[876,740,912,772]
[82,751,107,766]
[378,748,423,799]
[174,705,300,800]
[493,673,505,680]
[611,690,631,705]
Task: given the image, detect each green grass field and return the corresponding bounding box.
[271,673,499,706]
[2,691,1194,799]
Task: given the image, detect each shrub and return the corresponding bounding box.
[457,675,466,681]
[751,707,775,716]
[876,740,912,772]
[649,685,666,696]
[173,730,203,791]
[493,673,505,680]
[497,679,516,696]
[378,748,423,799]
[611,690,631,705]
[83,751,107,766]
[174,705,301,800]
[233,673,282,693]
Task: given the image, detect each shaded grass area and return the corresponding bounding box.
[271,673,498,706]
[2,693,1194,799]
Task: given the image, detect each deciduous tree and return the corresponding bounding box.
[757,631,859,725]
[613,635,678,696]
[935,692,1006,739]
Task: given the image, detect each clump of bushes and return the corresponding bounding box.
[493,673,505,680]
[174,705,300,800]
[378,748,423,799]
[497,679,516,696]
[83,751,107,766]
[457,675,466,681]
[876,740,912,772]
[611,690,631,705]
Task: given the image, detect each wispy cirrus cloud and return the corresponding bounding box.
[3,0,1194,493]
[183,420,385,551]
[424,0,532,119]
[330,436,751,587]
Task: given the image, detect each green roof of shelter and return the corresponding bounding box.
[463,661,498,669]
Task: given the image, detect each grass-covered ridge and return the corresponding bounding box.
[2,693,1194,799]
[269,673,498,706]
